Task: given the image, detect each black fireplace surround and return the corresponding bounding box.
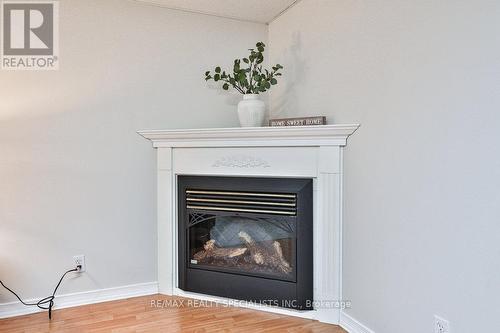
[178,176,313,310]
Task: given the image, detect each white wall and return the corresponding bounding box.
[0,0,266,303]
[269,1,500,332]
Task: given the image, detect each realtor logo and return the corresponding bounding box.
[1,0,59,70]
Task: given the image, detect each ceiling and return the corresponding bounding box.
[133,0,300,24]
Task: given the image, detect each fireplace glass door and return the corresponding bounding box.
[188,213,296,281]
[185,188,298,282]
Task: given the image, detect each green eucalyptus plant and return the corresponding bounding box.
[205,42,283,94]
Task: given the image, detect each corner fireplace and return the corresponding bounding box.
[178,176,313,310]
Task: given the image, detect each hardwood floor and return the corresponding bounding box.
[0,294,346,332]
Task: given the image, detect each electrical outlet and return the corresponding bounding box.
[73,255,86,272]
[434,315,450,333]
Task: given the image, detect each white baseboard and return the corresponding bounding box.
[340,311,375,333]
[0,281,159,319]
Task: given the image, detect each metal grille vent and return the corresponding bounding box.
[186,189,297,216]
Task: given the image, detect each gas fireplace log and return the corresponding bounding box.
[193,239,247,261]
[238,231,265,264]
[212,247,247,258]
[273,241,291,273]
[238,231,292,274]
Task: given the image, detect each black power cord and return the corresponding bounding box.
[0,265,81,319]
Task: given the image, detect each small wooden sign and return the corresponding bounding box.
[269,116,327,127]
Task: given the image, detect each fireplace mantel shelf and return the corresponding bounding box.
[138,124,359,148]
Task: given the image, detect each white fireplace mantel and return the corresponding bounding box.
[139,124,359,325]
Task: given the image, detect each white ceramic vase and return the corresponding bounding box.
[237,94,265,127]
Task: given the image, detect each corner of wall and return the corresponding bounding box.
[340,311,375,333]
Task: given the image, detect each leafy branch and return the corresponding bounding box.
[205,42,283,94]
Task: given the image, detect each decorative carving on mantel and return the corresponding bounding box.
[212,156,271,168]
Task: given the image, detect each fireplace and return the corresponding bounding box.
[140,125,359,323]
[178,176,313,310]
